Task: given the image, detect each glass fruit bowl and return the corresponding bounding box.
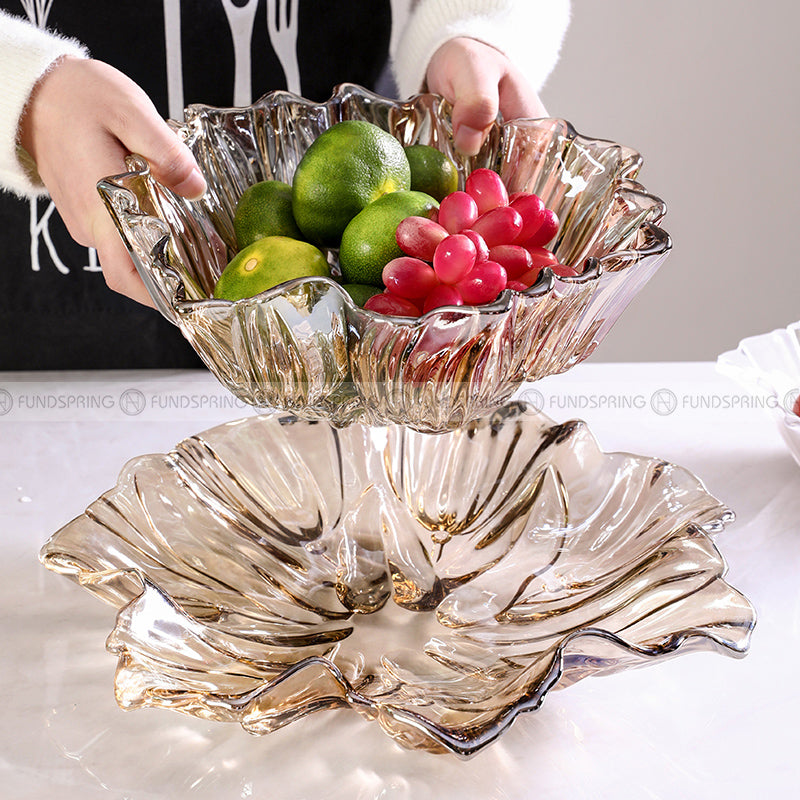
[717,320,800,468]
[40,402,754,757]
[99,83,670,432]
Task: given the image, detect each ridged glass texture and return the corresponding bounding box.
[40,403,754,756]
[98,84,671,432]
[717,319,800,467]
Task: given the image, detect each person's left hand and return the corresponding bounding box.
[425,37,547,156]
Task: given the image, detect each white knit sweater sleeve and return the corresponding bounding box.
[391,0,571,100]
[0,10,88,198]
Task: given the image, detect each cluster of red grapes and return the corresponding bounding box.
[364,169,578,316]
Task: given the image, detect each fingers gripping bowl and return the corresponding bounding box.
[98,84,670,431]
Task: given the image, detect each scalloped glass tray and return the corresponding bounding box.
[99,84,670,432]
[40,402,755,756]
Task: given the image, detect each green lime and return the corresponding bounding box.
[234,180,303,249]
[404,144,459,202]
[213,236,329,301]
[339,190,438,286]
[292,120,411,247]
[341,283,382,306]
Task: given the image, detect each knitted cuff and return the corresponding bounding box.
[0,10,88,198]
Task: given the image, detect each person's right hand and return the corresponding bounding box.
[18,56,206,306]
[425,37,548,157]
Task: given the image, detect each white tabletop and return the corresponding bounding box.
[2,362,798,799]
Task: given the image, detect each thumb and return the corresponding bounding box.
[140,127,206,200]
[115,99,206,199]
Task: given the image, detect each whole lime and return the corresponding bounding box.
[292,120,411,247]
[213,236,329,301]
[404,144,459,202]
[341,283,382,307]
[234,180,303,248]
[339,190,438,286]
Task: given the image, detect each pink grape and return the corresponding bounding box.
[470,206,523,248]
[364,291,421,317]
[520,207,559,248]
[456,260,508,305]
[525,245,559,270]
[460,229,489,263]
[510,193,546,242]
[382,257,439,300]
[487,244,532,279]
[438,191,479,234]
[551,263,579,277]
[433,234,477,284]
[465,168,509,214]
[517,266,543,288]
[517,260,572,286]
[396,216,449,261]
[507,279,529,292]
[423,284,464,314]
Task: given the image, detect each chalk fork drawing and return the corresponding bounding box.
[266,0,301,94]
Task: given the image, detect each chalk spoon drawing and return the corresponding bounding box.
[219,0,260,106]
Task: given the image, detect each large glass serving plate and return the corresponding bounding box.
[40,403,755,757]
[98,84,670,432]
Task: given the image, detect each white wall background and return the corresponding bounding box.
[540,0,799,362]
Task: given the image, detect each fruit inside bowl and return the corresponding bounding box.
[98,83,670,432]
[216,118,574,316]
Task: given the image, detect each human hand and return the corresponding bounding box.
[18,57,206,306]
[425,37,548,157]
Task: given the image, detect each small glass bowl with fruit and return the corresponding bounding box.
[717,320,800,468]
[99,83,670,432]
